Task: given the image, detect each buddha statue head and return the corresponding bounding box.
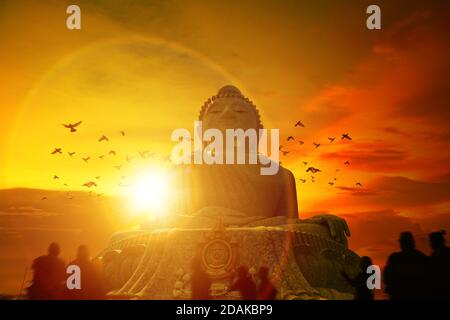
[199,85,263,133]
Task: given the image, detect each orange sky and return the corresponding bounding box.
[1,0,450,295]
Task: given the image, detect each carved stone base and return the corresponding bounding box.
[98,221,360,300]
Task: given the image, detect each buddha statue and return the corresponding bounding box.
[100,85,359,300]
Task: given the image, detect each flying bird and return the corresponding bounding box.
[51,148,62,155]
[99,155,105,159]
[341,133,352,140]
[126,155,134,163]
[82,156,90,163]
[279,145,284,151]
[328,137,335,142]
[82,181,97,188]
[139,150,151,159]
[98,135,109,142]
[298,141,304,145]
[313,143,321,148]
[306,167,321,174]
[336,169,340,172]
[282,151,289,156]
[344,161,350,165]
[53,175,59,180]
[287,136,294,141]
[95,176,101,180]
[114,165,122,171]
[68,152,76,157]
[356,182,362,187]
[41,197,48,200]
[328,182,335,186]
[108,150,117,156]
[120,131,125,136]
[302,161,308,165]
[295,121,305,127]
[63,121,82,133]
[299,179,306,183]
[63,183,68,187]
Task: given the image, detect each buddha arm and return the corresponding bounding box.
[276,169,299,219]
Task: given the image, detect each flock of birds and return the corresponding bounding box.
[42,119,363,200]
[45,121,172,201]
[279,120,362,187]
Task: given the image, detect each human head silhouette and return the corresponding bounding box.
[48,242,60,257]
[429,230,446,251]
[398,232,415,251]
[237,266,249,278]
[258,266,269,280]
[77,245,90,261]
[360,256,373,271]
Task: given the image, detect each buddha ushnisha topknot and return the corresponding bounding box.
[198,85,263,129]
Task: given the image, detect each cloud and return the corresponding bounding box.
[343,210,427,265]
[0,206,58,217]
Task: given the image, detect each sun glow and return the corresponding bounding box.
[128,168,171,217]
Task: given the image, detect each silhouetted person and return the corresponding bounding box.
[383,232,428,300]
[28,242,66,300]
[257,266,277,300]
[428,230,450,299]
[65,245,106,300]
[341,256,374,300]
[231,266,257,300]
[191,256,211,300]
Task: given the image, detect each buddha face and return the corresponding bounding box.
[202,97,259,132]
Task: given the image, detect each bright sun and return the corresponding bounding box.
[128,168,171,217]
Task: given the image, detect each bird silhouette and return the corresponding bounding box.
[63,121,82,133]
[306,167,321,173]
[41,197,48,200]
[298,140,304,145]
[282,151,289,156]
[344,161,350,165]
[299,179,306,183]
[295,121,305,127]
[53,175,59,180]
[341,133,352,140]
[328,182,335,186]
[98,135,109,142]
[302,161,308,165]
[120,131,125,136]
[68,152,76,157]
[51,148,62,155]
[336,168,340,172]
[82,156,90,163]
[63,183,68,187]
[356,182,362,187]
[114,165,122,171]
[328,137,335,142]
[99,155,105,159]
[108,150,117,156]
[139,150,151,159]
[279,145,284,151]
[287,136,294,141]
[82,181,97,188]
[313,143,321,148]
[95,176,101,180]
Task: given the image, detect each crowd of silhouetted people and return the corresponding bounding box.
[191,258,277,300]
[27,243,106,300]
[27,229,449,300]
[342,230,450,300]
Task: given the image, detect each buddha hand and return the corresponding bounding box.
[303,214,351,246]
